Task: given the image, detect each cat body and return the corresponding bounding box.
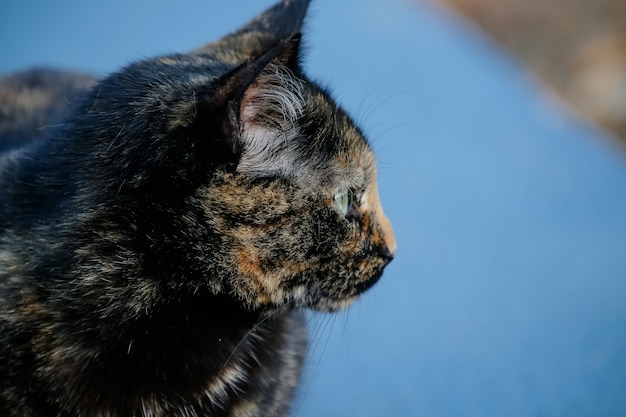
[0,1,395,416]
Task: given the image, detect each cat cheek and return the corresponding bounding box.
[231,234,311,309]
[233,248,280,307]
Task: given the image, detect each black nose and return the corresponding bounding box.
[377,245,395,264]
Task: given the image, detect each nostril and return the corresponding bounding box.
[377,245,395,262]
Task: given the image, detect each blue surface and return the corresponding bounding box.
[2,0,626,416]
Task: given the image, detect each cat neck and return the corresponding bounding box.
[42,293,304,414]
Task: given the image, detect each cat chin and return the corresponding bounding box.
[297,286,362,313]
[299,268,386,312]
[309,296,359,313]
[241,292,357,314]
[260,287,359,313]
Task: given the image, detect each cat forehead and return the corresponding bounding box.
[307,89,376,171]
[299,94,377,190]
[335,133,377,189]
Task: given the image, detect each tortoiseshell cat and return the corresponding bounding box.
[0,0,396,416]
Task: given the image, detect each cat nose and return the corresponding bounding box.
[377,244,395,263]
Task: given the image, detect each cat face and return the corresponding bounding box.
[196,68,396,311]
[192,21,396,312]
[68,0,395,313]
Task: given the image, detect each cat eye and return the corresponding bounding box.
[334,189,353,216]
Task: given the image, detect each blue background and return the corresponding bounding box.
[2,0,626,415]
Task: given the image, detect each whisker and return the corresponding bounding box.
[219,298,299,371]
[295,312,337,412]
[220,279,328,373]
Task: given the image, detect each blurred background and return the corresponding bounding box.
[441,0,626,144]
[2,0,626,415]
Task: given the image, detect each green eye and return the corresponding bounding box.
[334,189,353,216]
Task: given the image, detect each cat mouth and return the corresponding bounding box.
[353,267,385,295]
[350,247,393,295]
[308,265,388,312]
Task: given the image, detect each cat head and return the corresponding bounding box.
[72,0,395,313]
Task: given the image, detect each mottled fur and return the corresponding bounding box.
[0,1,395,416]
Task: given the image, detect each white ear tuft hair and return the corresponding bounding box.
[241,64,305,130]
[237,64,306,177]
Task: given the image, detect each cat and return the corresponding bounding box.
[0,0,396,416]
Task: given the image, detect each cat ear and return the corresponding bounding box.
[208,34,303,161]
[234,36,305,176]
[194,0,311,65]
